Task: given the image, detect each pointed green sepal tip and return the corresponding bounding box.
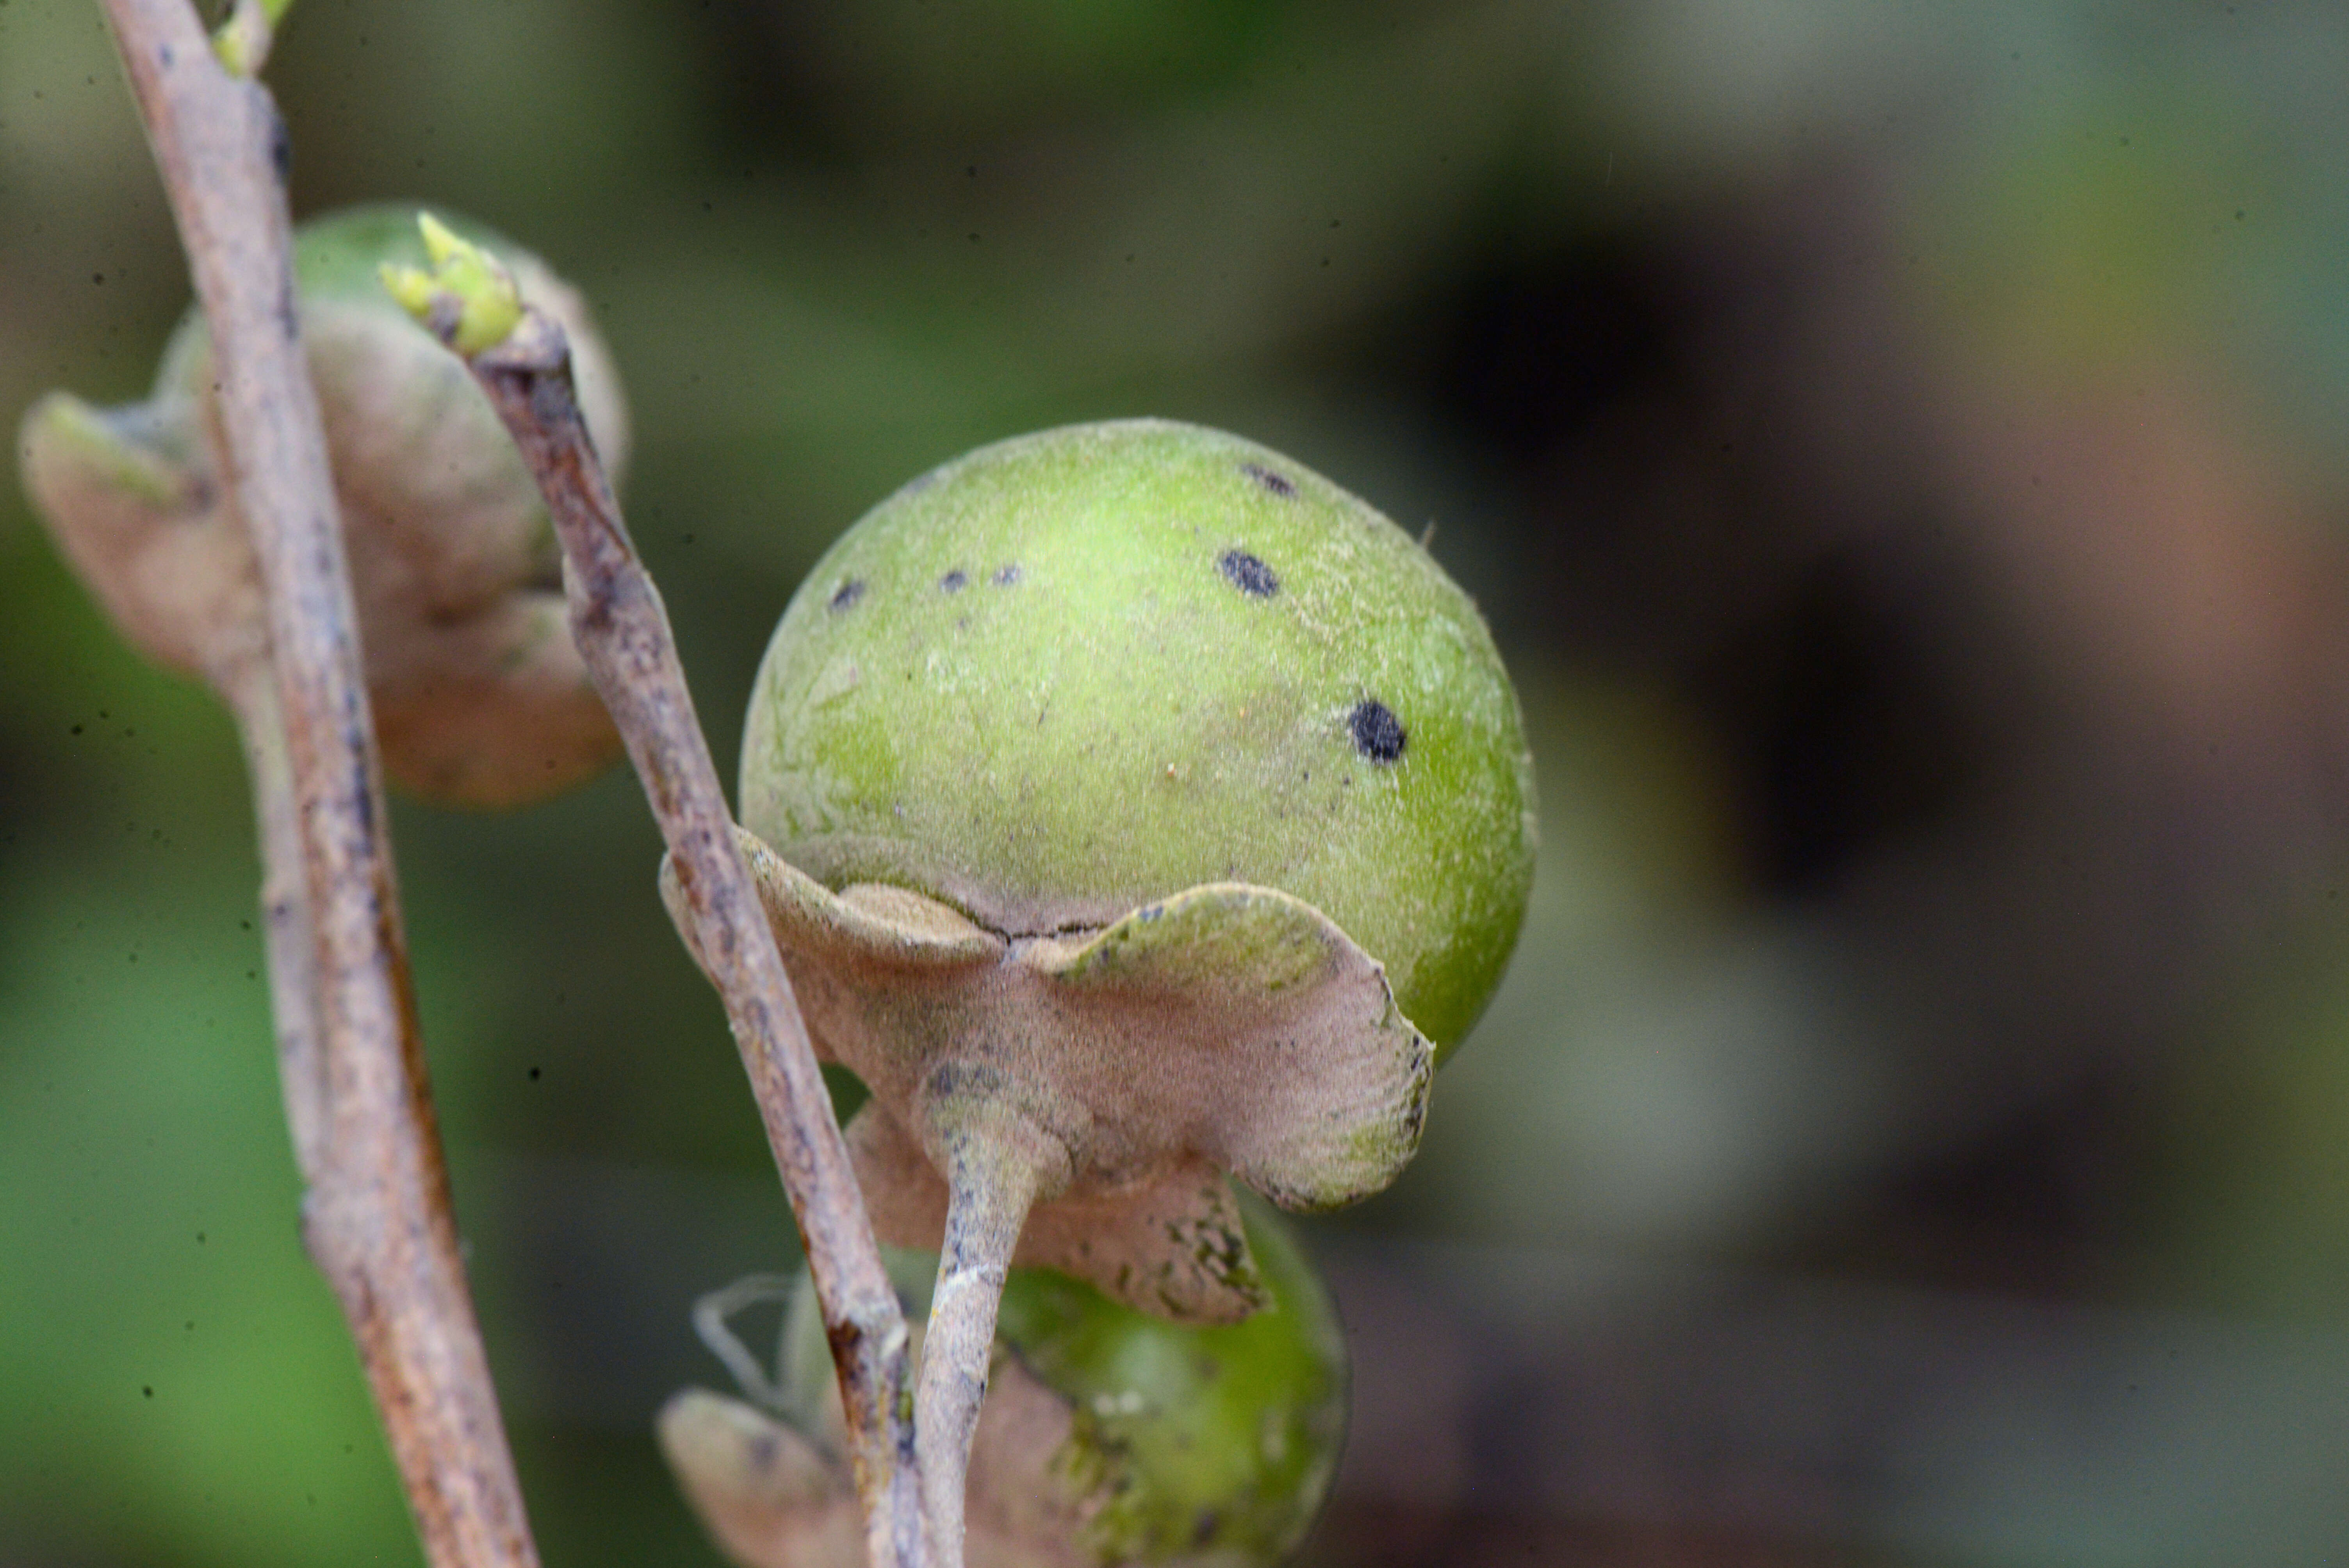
[23,391,191,510]
[377,260,437,320]
[208,0,295,77]
[210,26,255,75]
[377,212,523,356]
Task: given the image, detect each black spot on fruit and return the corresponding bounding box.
[1349,699,1405,763]
[993,565,1023,586]
[1240,461,1297,498]
[939,569,968,592]
[829,580,865,612]
[1218,549,1280,597]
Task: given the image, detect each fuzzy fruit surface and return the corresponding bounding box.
[741,420,1534,1054]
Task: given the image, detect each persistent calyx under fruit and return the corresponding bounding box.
[20,204,632,808]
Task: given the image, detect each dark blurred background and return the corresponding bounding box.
[10,2,2349,1563]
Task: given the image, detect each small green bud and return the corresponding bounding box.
[987,1208,1347,1566]
[376,258,438,322]
[381,212,525,356]
[210,0,299,78]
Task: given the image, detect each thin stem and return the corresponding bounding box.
[451,307,928,1568]
[916,1132,1056,1567]
[96,6,538,1567]
[690,1273,799,1415]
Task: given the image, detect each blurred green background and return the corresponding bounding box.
[11,2,2349,1563]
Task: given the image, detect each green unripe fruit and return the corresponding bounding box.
[987,1209,1348,1564]
[741,418,1534,1056]
[667,1205,1347,1568]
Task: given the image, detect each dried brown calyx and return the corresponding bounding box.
[689,829,1432,1321]
[664,824,1427,1562]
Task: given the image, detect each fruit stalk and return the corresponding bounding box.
[91,5,539,1568]
[407,279,930,1568]
[915,1101,1069,1563]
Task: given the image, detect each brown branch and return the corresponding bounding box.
[222,660,331,1178]
[449,305,929,1568]
[94,5,538,1567]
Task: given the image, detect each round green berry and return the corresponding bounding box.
[992,1206,1348,1564]
[741,419,1533,1055]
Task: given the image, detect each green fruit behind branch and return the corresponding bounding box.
[743,1203,1349,1567]
[991,1208,1349,1565]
